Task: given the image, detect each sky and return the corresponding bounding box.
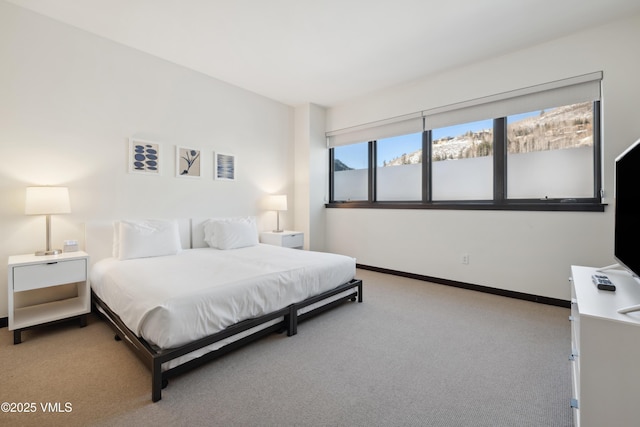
[335,111,542,169]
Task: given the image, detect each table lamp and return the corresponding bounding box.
[265,195,287,232]
[25,186,71,255]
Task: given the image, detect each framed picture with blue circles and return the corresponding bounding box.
[129,138,161,175]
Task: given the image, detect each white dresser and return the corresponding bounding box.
[570,265,640,427]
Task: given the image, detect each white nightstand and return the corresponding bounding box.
[8,251,90,344]
[259,231,304,249]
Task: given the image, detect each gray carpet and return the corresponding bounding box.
[0,269,572,426]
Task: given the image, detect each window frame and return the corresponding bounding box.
[327,101,605,212]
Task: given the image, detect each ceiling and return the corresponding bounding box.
[7,0,640,107]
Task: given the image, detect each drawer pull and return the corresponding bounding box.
[46,262,58,265]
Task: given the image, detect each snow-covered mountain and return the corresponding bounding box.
[383,102,593,166]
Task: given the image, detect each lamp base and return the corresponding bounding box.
[272,229,284,233]
[35,249,63,256]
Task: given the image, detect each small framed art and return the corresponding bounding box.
[129,138,161,175]
[176,146,201,178]
[214,152,235,181]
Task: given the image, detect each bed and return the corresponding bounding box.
[86,217,362,402]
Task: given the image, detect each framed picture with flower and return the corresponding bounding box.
[176,146,201,178]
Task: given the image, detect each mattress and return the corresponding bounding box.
[90,244,356,349]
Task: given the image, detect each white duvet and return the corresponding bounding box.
[90,244,356,349]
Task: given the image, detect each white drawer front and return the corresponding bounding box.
[282,233,303,248]
[13,259,86,291]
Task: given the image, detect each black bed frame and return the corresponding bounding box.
[92,278,363,402]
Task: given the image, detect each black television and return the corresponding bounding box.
[614,137,640,279]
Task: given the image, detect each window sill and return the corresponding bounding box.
[325,201,607,212]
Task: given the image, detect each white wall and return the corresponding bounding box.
[324,13,640,301]
[294,103,327,251]
[0,2,294,317]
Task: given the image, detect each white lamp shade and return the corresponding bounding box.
[25,187,71,215]
[265,194,287,211]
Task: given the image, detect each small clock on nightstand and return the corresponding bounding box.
[7,251,90,344]
[259,231,304,249]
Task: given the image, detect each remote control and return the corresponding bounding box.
[592,274,616,291]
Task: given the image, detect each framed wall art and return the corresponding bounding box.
[129,138,161,175]
[176,146,201,178]
[214,152,235,181]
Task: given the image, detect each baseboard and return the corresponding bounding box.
[0,317,7,328]
[356,264,570,308]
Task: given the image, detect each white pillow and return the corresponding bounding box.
[204,217,258,249]
[214,220,258,250]
[116,219,182,260]
[202,219,219,248]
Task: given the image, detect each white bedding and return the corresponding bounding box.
[90,244,356,349]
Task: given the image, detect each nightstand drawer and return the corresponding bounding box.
[13,259,86,292]
[282,233,303,248]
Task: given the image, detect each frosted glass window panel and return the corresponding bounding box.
[508,147,593,199]
[432,156,493,200]
[334,169,368,201]
[377,133,422,201]
[377,163,422,201]
[333,142,368,201]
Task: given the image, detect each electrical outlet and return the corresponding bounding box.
[462,253,469,265]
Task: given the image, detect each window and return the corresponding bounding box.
[376,133,423,201]
[332,141,369,201]
[506,102,594,199]
[326,73,604,212]
[432,119,494,201]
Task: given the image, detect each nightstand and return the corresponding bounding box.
[259,231,304,249]
[8,251,90,344]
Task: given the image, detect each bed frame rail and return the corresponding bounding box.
[92,278,363,402]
